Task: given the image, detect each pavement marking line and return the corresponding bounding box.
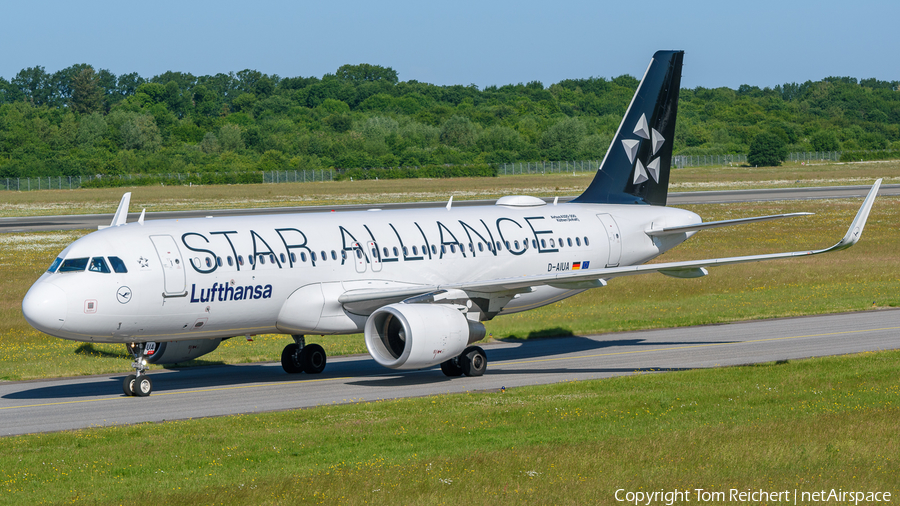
[491,325,900,367]
[0,376,353,411]
[3,324,898,412]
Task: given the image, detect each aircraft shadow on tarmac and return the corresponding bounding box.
[3,335,733,400]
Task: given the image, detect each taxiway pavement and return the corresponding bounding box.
[2,309,898,436]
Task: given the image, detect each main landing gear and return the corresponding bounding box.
[281,335,327,374]
[440,345,487,377]
[123,342,153,397]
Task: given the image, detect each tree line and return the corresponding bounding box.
[0,62,898,178]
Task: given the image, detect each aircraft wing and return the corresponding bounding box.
[339,179,881,307]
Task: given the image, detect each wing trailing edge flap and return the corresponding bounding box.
[338,179,881,310]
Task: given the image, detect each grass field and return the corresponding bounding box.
[1,350,897,504]
[0,160,897,218]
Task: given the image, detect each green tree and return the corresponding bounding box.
[748,132,787,167]
[440,115,477,149]
[218,124,244,152]
[200,132,220,154]
[76,112,107,147]
[12,66,52,105]
[70,67,103,114]
[335,64,398,85]
[540,118,587,160]
[810,130,840,152]
[121,115,161,151]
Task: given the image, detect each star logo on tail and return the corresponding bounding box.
[622,113,665,185]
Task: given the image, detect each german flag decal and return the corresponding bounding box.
[572,261,590,271]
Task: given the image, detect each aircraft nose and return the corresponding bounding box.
[22,282,68,333]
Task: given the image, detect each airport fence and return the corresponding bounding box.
[0,151,879,191]
[498,160,601,174]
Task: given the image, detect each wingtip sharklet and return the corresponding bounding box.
[827,178,882,252]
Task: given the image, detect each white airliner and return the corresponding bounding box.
[22,51,882,397]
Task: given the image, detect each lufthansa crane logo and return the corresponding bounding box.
[117,286,132,304]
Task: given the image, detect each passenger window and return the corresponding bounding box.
[320,251,327,262]
[259,255,266,265]
[403,246,408,256]
[300,252,307,262]
[532,239,537,249]
[412,246,418,255]
[558,238,564,248]
[478,243,484,252]
[355,249,362,259]
[514,240,519,250]
[108,256,128,273]
[576,237,581,246]
[383,247,390,258]
[393,247,399,257]
[496,241,503,251]
[48,257,63,273]
[450,244,456,253]
[342,250,348,260]
[441,245,446,254]
[584,237,590,246]
[238,255,244,266]
[431,245,437,255]
[249,255,255,265]
[269,254,276,264]
[227,256,234,267]
[506,241,512,250]
[550,238,556,247]
[331,250,337,260]
[540,239,546,249]
[280,253,286,263]
[567,238,573,247]
[89,257,111,273]
[311,252,317,262]
[59,258,89,272]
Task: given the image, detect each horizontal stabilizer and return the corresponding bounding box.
[645,212,813,236]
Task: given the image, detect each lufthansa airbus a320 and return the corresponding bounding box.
[22,51,882,396]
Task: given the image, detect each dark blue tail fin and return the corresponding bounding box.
[572,50,683,206]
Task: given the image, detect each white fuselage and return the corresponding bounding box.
[23,199,700,344]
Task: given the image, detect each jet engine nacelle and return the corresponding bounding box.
[138,338,222,365]
[364,303,485,370]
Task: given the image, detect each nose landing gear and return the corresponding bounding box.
[123,342,154,396]
[281,335,327,374]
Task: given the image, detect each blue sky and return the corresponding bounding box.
[2,0,897,89]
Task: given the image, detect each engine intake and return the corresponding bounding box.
[364,304,485,370]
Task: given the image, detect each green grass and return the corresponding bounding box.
[1,350,898,505]
[0,159,897,218]
[2,195,899,381]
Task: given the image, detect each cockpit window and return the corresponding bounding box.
[48,257,63,273]
[58,257,89,272]
[108,256,128,273]
[89,257,111,273]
